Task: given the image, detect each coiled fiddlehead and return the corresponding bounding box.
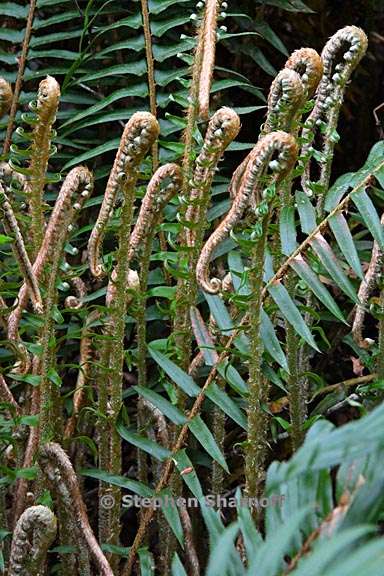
[8,166,93,344]
[261,69,305,136]
[0,78,13,118]
[8,505,57,576]
[196,131,298,293]
[185,106,240,248]
[38,442,113,576]
[301,26,367,201]
[229,66,304,206]
[38,168,93,442]
[128,162,182,261]
[285,47,323,98]
[0,182,43,314]
[88,112,160,277]
[10,76,60,257]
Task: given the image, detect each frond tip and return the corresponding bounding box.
[285,47,323,97]
[88,111,160,278]
[9,505,57,576]
[128,162,182,261]
[262,68,305,135]
[196,131,298,294]
[0,77,13,118]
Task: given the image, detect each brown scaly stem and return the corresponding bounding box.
[38,442,113,576]
[8,505,57,576]
[7,166,93,344]
[352,214,384,349]
[64,311,97,439]
[175,108,239,370]
[0,373,19,413]
[38,167,93,444]
[377,290,384,381]
[2,0,36,155]
[178,503,200,575]
[140,0,159,171]
[300,26,367,206]
[20,76,60,257]
[13,366,40,525]
[173,0,214,370]
[131,164,181,505]
[0,183,43,314]
[94,112,159,563]
[198,0,220,120]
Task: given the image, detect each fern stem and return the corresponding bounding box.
[2,0,36,155]
[24,77,60,257]
[377,289,384,380]
[96,113,159,560]
[140,0,159,171]
[245,225,269,504]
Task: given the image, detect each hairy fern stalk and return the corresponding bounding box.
[1,3,384,574]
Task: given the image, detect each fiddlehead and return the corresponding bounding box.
[0,182,43,314]
[0,78,13,118]
[8,505,57,576]
[11,76,60,257]
[38,442,114,576]
[285,47,323,98]
[196,131,298,293]
[38,168,93,441]
[128,162,182,261]
[229,67,303,204]
[261,69,305,135]
[88,112,160,277]
[8,166,93,343]
[96,112,158,564]
[301,26,367,200]
[64,275,87,310]
[185,106,240,247]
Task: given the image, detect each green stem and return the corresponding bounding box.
[245,222,269,504]
[377,289,384,381]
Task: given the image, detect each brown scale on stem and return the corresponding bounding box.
[185,106,240,247]
[8,505,57,576]
[0,373,20,414]
[128,162,182,261]
[196,131,298,293]
[198,0,220,120]
[38,442,114,576]
[64,312,98,439]
[23,76,60,256]
[0,78,13,119]
[0,182,43,314]
[178,502,200,576]
[88,112,160,278]
[8,166,93,344]
[352,214,384,348]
